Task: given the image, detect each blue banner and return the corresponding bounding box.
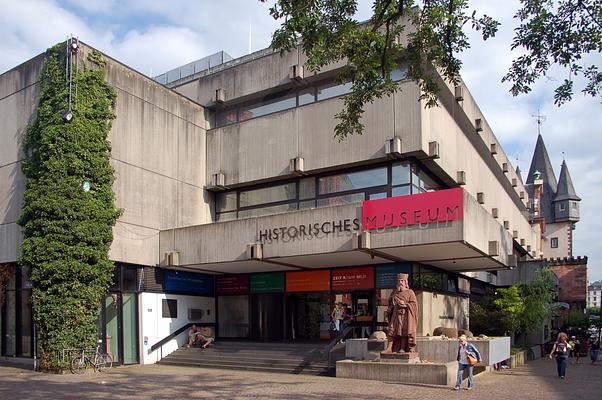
[375,264,412,288]
[164,270,214,296]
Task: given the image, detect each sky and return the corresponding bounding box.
[1,0,600,281]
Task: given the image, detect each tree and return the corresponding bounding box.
[493,285,525,338]
[262,0,602,140]
[492,268,554,343]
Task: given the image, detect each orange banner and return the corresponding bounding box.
[286,270,331,292]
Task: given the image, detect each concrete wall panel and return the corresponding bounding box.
[110,222,159,267]
[0,162,25,225]
[0,84,39,166]
[214,110,298,185]
[0,223,22,263]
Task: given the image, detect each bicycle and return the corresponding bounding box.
[70,340,113,374]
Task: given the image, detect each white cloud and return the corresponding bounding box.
[1,0,600,280]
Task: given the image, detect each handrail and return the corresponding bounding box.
[321,325,354,356]
[148,322,215,354]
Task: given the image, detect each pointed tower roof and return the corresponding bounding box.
[516,165,523,185]
[526,134,557,223]
[554,160,581,202]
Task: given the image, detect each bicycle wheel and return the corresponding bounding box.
[94,353,113,372]
[70,355,88,374]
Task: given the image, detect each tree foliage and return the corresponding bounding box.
[18,44,121,370]
[505,0,602,105]
[262,0,601,140]
[492,268,555,341]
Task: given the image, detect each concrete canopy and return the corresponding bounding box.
[159,190,516,275]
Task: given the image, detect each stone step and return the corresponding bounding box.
[161,354,329,369]
[169,349,328,364]
[159,342,333,376]
[158,358,333,376]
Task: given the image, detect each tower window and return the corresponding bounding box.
[559,203,565,211]
[551,237,559,248]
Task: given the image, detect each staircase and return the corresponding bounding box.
[158,341,333,376]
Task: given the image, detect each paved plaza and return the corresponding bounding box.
[0,358,600,400]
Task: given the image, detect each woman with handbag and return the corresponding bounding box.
[454,334,481,390]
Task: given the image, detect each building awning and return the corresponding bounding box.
[159,189,521,275]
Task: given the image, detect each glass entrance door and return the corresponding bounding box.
[102,292,139,365]
[250,293,284,341]
[286,292,330,341]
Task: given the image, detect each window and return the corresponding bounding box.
[317,81,353,101]
[239,89,296,121]
[214,160,444,221]
[551,237,559,248]
[162,299,177,318]
[298,87,316,106]
[318,168,387,195]
[559,203,566,211]
[239,183,296,208]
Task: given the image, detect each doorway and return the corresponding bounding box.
[100,292,139,365]
[286,292,330,341]
[250,293,284,341]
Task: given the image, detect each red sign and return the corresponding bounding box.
[286,270,331,292]
[331,267,374,291]
[362,188,464,230]
[216,275,249,295]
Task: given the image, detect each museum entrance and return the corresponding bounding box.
[250,293,284,341]
[285,292,331,341]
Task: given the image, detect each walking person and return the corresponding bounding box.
[589,336,600,365]
[331,303,344,333]
[454,334,481,390]
[549,332,571,378]
[572,337,582,364]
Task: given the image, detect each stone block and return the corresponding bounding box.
[345,338,387,361]
[336,359,458,386]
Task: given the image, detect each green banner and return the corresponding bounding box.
[250,272,285,293]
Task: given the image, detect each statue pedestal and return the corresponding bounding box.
[380,352,420,364]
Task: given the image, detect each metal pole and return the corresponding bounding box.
[32,319,37,371]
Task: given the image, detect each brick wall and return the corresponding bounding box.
[550,264,587,304]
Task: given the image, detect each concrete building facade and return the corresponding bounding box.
[1,36,537,365]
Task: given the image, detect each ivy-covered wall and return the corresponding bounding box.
[18,44,121,370]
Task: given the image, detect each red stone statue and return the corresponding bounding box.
[384,273,418,353]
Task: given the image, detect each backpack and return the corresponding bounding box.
[555,342,568,356]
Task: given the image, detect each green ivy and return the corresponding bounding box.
[18,44,121,371]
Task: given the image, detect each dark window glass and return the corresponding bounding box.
[239,90,296,121]
[217,109,237,126]
[238,203,297,219]
[392,162,411,186]
[447,277,457,293]
[299,178,315,199]
[109,265,120,290]
[239,183,296,208]
[122,266,138,291]
[298,87,316,106]
[162,299,177,318]
[217,192,237,212]
[319,168,386,195]
[392,185,411,197]
[415,267,446,291]
[551,237,559,248]
[317,193,365,207]
[217,211,237,221]
[369,192,387,200]
[299,200,316,210]
[317,81,353,101]
[418,170,439,192]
